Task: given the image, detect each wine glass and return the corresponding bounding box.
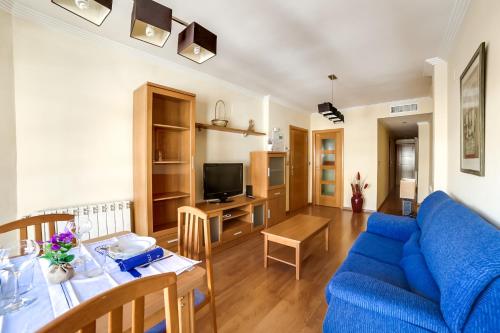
[0,239,40,314]
[66,216,93,266]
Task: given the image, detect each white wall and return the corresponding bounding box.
[0,11,17,224]
[311,97,433,211]
[446,0,500,226]
[417,122,431,203]
[4,14,311,216]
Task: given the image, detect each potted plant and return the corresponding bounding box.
[40,231,76,284]
[351,172,369,213]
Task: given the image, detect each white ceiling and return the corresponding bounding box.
[379,113,433,138]
[11,0,459,111]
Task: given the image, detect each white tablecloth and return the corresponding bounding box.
[0,233,199,333]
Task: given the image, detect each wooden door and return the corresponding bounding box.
[313,129,343,207]
[289,126,309,211]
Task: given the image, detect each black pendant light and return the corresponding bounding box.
[318,74,344,123]
[130,0,172,47]
[178,22,217,64]
[51,0,112,26]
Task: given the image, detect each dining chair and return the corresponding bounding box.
[0,213,74,241]
[178,206,217,332]
[36,272,179,333]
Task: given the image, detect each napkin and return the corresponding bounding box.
[116,247,164,278]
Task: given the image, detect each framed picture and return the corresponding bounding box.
[460,42,486,176]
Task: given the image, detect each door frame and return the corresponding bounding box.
[312,128,344,208]
[289,125,309,211]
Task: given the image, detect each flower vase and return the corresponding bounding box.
[47,263,74,284]
[351,194,364,213]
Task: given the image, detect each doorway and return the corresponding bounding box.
[396,139,416,183]
[289,126,309,211]
[313,129,343,208]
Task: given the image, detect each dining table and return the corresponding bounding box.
[0,231,206,333]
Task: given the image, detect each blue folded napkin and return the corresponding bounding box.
[115,247,164,278]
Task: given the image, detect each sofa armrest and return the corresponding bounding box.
[329,272,449,333]
[367,212,417,241]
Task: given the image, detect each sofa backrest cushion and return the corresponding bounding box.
[417,191,451,232]
[463,278,500,333]
[403,230,421,257]
[400,253,440,303]
[420,199,500,332]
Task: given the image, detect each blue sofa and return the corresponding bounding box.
[324,191,500,333]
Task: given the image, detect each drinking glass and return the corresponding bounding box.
[66,216,93,264]
[0,239,40,314]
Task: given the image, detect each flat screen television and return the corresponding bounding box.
[203,163,243,202]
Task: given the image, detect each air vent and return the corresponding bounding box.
[391,103,418,114]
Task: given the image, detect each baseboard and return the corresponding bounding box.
[342,206,375,213]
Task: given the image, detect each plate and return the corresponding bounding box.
[107,236,156,259]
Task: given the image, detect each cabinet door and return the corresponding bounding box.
[267,196,286,227]
[268,155,285,188]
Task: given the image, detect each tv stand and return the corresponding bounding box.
[196,196,267,250]
[211,197,233,204]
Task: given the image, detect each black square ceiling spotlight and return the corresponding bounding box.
[130,0,172,47]
[51,0,112,26]
[178,22,217,64]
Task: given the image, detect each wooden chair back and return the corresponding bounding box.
[0,214,74,241]
[177,206,217,332]
[36,272,179,333]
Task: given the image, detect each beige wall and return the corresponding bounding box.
[417,122,431,203]
[310,97,433,211]
[7,14,311,216]
[377,122,390,208]
[0,11,17,224]
[446,0,500,226]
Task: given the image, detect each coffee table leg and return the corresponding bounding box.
[264,235,269,268]
[325,225,329,252]
[295,244,301,280]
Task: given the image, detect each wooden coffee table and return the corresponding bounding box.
[261,214,330,280]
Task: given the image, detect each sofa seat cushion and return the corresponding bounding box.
[400,253,440,303]
[350,232,405,265]
[403,230,421,257]
[326,252,409,303]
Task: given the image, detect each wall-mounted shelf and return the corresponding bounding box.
[195,122,266,136]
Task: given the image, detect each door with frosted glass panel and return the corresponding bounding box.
[314,129,343,207]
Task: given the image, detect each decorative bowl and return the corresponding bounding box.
[211,119,228,127]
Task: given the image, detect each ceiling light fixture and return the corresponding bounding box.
[318,74,344,123]
[130,0,172,47]
[51,0,112,26]
[177,21,217,64]
[53,0,217,64]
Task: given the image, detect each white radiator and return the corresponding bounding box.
[31,200,133,241]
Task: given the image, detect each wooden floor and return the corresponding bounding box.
[196,205,368,333]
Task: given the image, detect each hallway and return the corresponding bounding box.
[378,186,403,216]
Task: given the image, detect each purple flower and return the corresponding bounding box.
[50,234,59,244]
[58,231,74,243]
[51,244,61,251]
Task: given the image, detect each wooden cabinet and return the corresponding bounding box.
[133,82,195,250]
[250,151,287,227]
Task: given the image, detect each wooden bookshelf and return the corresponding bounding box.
[133,82,195,250]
